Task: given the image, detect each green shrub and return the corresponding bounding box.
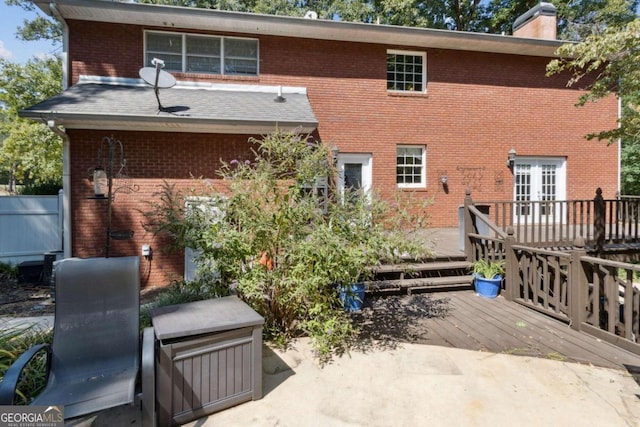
[19,180,62,195]
[0,325,53,405]
[144,130,432,361]
[0,261,18,282]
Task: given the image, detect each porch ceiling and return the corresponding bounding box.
[19,79,318,134]
[35,0,564,58]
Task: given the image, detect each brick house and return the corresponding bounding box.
[22,0,619,287]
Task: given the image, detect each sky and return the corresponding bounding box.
[0,2,59,64]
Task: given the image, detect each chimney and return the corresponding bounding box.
[513,2,557,40]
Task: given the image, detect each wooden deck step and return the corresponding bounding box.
[365,275,474,294]
[373,261,472,274]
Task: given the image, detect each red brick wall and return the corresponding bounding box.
[67,130,257,287]
[65,21,619,285]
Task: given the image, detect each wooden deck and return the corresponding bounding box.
[356,290,640,372]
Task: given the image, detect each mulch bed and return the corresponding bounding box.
[0,279,164,317]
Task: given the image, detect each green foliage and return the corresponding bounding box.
[5,0,63,43]
[145,130,431,360]
[547,18,640,145]
[0,57,62,115]
[18,180,62,195]
[0,325,53,405]
[0,57,63,192]
[0,261,18,282]
[472,259,505,279]
[622,140,640,194]
[483,0,638,39]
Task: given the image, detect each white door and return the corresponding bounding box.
[514,158,566,223]
[337,153,372,199]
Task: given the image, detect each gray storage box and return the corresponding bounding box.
[151,296,264,426]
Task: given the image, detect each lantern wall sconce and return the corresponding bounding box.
[506,148,517,169]
[440,175,448,185]
[331,145,339,165]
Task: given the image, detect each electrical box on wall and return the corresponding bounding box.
[142,244,151,257]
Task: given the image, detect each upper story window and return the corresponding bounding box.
[397,145,426,188]
[387,50,426,93]
[145,31,259,76]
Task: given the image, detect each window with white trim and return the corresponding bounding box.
[145,31,259,76]
[396,145,426,188]
[387,50,426,92]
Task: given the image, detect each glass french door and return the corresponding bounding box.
[514,158,565,223]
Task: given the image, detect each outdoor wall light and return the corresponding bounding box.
[93,167,108,198]
[331,145,339,165]
[440,175,448,184]
[506,148,517,169]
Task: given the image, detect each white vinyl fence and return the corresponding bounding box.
[0,191,63,266]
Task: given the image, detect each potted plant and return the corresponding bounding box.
[339,282,367,312]
[472,259,504,298]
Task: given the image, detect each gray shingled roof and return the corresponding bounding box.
[20,82,318,134]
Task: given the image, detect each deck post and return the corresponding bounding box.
[464,189,474,261]
[594,188,605,255]
[504,227,517,301]
[568,236,587,331]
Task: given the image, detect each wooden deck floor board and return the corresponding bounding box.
[448,293,557,356]
[454,292,622,366]
[360,290,640,371]
[491,296,638,368]
[438,294,530,353]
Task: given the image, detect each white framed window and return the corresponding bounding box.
[396,145,426,188]
[387,50,426,92]
[144,31,259,76]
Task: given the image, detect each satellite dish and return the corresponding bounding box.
[139,58,176,111]
[304,10,318,19]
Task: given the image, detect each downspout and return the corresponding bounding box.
[48,120,71,259]
[617,96,622,195]
[48,3,70,257]
[49,2,69,89]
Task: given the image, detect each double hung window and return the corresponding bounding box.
[396,145,426,188]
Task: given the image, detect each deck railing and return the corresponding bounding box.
[465,202,640,355]
[464,189,640,254]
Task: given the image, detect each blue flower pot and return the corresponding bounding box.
[474,274,502,299]
[339,282,366,311]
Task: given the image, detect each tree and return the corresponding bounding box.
[144,130,431,360]
[0,57,63,191]
[547,19,640,142]
[5,0,62,43]
[468,0,639,37]
[371,0,483,30]
[547,17,640,193]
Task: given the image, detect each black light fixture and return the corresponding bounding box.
[506,148,517,169]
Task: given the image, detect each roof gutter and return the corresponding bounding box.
[47,120,71,259]
[35,0,565,58]
[49,2,69,90]
[21,112,318,134]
